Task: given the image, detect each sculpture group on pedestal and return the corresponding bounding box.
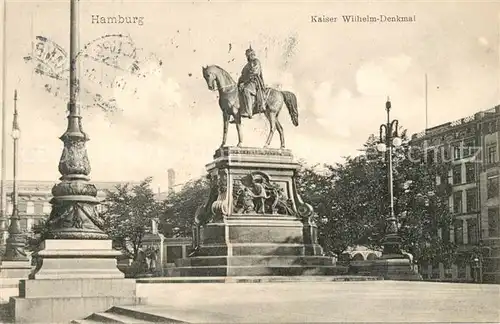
[232,172,295,216]
[195,164,311,229]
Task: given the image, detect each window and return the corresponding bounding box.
[453,191,463,214]
[426,150,435,165]
[454,219,464,244]
[466,189,477,213]
[467,218,478,244]
[453,144,462,160]
[17,201,27,214]
[34,202,43,214]
[442,226,451,242]
[488,207,499,237]
[26,202,34,215]
[487,145,497,164]
[453,164,462,185]
[487,175,499,199]
[439,168,449,185]
[465,163,476,183]
[443,145,451,162]
[464,139,474,157]
[20,219,27,231]
[42,202,51,214]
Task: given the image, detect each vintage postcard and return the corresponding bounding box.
[0,0,499,323]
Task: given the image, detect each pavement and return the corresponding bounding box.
[136,281,500,323]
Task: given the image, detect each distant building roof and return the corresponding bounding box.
[411,105,500,141]
[1,180,139,194]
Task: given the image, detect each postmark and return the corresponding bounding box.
[24,34,162,113]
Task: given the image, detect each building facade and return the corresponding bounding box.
[411,106,500,283]
[0,180,133,248]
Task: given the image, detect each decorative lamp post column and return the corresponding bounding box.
[3,90,27,261]
[44,0,107,240]
[376,97,404,258]
[10,1,134,322]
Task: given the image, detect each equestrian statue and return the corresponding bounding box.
[202,46,299,149]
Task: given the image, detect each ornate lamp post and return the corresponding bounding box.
[26,0,123,281]
[10,1,135,322]
[376,98,404,258]
[43,0,107,240]
[3,90,27,261]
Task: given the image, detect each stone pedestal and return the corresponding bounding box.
[0,261,32,304]
[11,278,143,323]
[371,257,422,281]
[28,239,124,279]
[9,240,143,323]
[0,231,32,304]
[0,261,32,281]
[179,147,346,277]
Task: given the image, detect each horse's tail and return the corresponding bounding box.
[281,91,299,126]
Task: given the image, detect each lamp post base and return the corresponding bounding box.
[0,260,32,280]
[381,233,405,259]
[0,260,32,304]
[371,258,422,281]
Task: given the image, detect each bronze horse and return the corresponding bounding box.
[202,65,299,149]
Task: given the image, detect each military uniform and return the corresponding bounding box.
[237,48,266,118]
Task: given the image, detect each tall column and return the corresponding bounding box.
[3,90,27,261]
[10,2,140,322]
[44,0,107,240]
[0,91,31,300]
[0,0,9,247]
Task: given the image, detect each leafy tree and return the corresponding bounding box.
[296,129,456,265]
[296,162,353,257]
[159,176,210,238]
[101,177,162,260]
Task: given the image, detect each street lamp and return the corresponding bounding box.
[376,97,404,258]
[3,90,28,261]
[42,0,108,240]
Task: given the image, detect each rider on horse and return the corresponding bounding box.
[237,46,266,119]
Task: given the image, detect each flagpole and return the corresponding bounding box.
[425,73,428,131]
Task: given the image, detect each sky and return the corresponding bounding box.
[1,0,499,191]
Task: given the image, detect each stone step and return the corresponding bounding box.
[176,255,335,267]
[86,311,152,323]
[175,264,348,277]
[195,244,322,257]
[108,305,192,323]
[136,275,383,284]
[70,320,103,324]
[109,305,244,323]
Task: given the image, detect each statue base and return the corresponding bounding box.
[179,147,346,277]
[7,239,144,323]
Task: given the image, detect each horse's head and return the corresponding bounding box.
[202,65,218,91]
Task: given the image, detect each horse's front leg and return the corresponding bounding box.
[221,111,229,148]
[264,113,276,148]
[235,113,243,147]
